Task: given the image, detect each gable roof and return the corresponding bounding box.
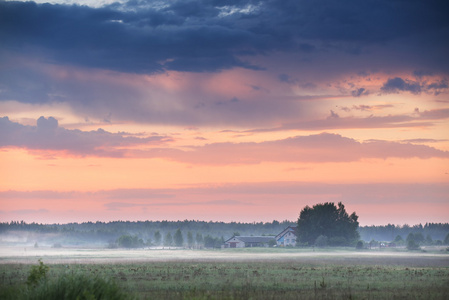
[275,226,297,240]
[225,236,275,243]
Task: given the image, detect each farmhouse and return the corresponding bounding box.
[275,226,297,247]
[223,236,275,248]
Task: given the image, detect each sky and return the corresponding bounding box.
[0,0,448,226]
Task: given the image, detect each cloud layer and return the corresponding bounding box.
[1,117,447,162]
[0,116,170,157]
[1,1,448,128]
[1,0,448,74]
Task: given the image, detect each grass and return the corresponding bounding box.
[1,248,448,299]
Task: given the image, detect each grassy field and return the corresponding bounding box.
[1,247,448,299]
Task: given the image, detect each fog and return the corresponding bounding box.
[1,246,448,268]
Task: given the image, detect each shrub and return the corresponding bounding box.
[356,240,364,249]
[315,235,328,247]
[444,233,449,245]
[394,235,404,245]
[268,239,277,247]
[24,273,132,300]
[369,239,379,248]
[328,236,347,246]
[117,234,144,248]
[407,240,420,250]
[27,259,49,286]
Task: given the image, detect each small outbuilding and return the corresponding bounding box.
[223,236,275,248]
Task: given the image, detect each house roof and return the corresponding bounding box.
[225,236,275,243]
[275,226,297,240]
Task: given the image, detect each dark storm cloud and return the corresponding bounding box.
[381,77,449,95]
[0,1,262,73]
[0,116,171,156]
[381,77,422,94]
[1,0,448,75]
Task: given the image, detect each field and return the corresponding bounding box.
[1,247,449,299]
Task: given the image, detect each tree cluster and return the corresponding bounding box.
[297,202,359,246]
[359,223,449,242]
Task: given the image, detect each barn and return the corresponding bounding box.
[223,236,275,248]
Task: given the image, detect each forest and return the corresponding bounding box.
[1,220,448,248]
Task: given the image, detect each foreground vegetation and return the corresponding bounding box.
[1,250,448,299]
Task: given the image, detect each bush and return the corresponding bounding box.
[27,259,49,286]
[407,240,420,250]
[328,236,347,246]
[24,273,132,300]
[117,234,144,248]
[3,260,132,300]
[356,240,364,249]
[394,235,404,245]
[315,235,328,247]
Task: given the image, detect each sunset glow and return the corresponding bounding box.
[0,0,448,226]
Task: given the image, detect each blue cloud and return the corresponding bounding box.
[381,77,422,94]
[1,0,448,75]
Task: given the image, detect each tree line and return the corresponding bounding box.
[1,215,448,248]
[0,220,294,248]
[113,229,224,249]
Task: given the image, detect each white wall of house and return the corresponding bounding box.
[283,231,296,246]
[224,237,245,248]
[276,228,297,247]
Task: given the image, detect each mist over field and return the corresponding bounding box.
[1,220,448,249]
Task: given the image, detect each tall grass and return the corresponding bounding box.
[0,261,132,300]
[1,255,448,299]
[24,273,130,300]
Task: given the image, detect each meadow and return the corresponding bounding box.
[1,247,448,299]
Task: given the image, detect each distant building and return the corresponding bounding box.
[223,236,275,248]
[275,226,297,247]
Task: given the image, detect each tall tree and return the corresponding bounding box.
[164,232,173,247]
[196,233,203,248]
[174,228,184,247]
[154,231,161,246]
[187,231,194,248]
[297,202,359,246]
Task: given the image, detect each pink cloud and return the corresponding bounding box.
[248,108,449,132]
[1,117,447,163]
[0,116,172,157]
[141,133,448,165]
